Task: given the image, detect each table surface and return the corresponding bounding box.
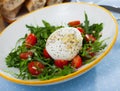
[0,0,120,91]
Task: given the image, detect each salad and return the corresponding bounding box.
[5,13,106,80]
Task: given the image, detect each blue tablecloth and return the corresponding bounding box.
[0,0,120,91]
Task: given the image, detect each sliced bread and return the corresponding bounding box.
[0,14,5,32]
[2,0,25,11]
[25,0,46,12]
[46,0,63,5]
[1,5,22,23]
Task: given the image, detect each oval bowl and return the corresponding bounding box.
[0,2,118,86]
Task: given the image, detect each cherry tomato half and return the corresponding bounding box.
[87,47,95,57]
[25,33,37,48]
[77,27,84,34]
[43,48,51,58]
[28,61,44,76]
[68,20,80,27]
[54,60,69,69]
[20,51,33,59]
[85,34,96,43]
[71,55,82,69]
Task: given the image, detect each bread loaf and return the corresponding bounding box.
[0,0,5,3]
[0,14,5,32]
[0,0,4,9]
[0,0,5,31]
[25,0,46,12]
[1,0,25,23]
[1,0,66,23]
[0,2,2,6]
[2,0,25,11]
[2,5,22,18]
[46,0,63,5]
[1,6,22,23]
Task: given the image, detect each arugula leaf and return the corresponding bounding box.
[82,57,96,65]
[38,65,74,80]
[84,12,89,33]
[42,20,51,27]
[79,39,107,59]
[83,13,103,39]
[6,51,21,67]
[90,39,107,52]
[89,23,103,38]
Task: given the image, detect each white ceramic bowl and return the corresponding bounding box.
[0,2,118,86]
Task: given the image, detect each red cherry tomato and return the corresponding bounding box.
[25,33,37,48]
[68,20,80,27]
[89,52,95,57]
[54,60,69,69]
[28,61,44,76]
[20,51,33,59]
[71,55,82,69]
[43,49,51,58]
[87,47,95,57]
[85,34,96,42]
[77,27,84,34]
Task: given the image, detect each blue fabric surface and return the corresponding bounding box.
[0,0,120,91]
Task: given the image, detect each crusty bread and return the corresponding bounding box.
[0,0,5,3]
[25,0,46,12]
[0,0,5,31]
[0,3,2,10]
[1,0,65,23]
[46,0,63,5]
[0,14,5,32]
[1,0,25,23]
[0,0,4,2]
[0,0,4,9]
[1,5,22,23]
[2,0,25,11]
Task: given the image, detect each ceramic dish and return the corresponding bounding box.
[0,2,118,85]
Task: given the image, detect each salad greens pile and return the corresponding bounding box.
[5,13,106,80]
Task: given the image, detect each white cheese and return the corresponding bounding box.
[46,27,83,61]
